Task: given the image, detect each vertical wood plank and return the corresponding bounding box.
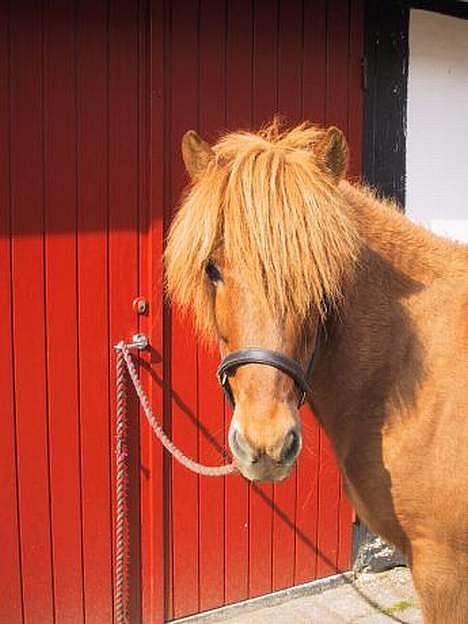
[348,0,364,181]
[301,0,327,125]
[198,0,227,613]
[277,0,303,122]
[141,0,165,622]
[252,0,279,126]
[0,4,23,621]
[225,0,254,131]
[43,2,84,620]
[168,0,200,617]
[108,0,141,620]
[223,0,253,605]
[10,2,55,621]
[316,434,340,577]
[76,1,113,621]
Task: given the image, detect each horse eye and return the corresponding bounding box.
[205,259,222,283]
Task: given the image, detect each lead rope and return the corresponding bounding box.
[115,345,130,624]
[113,340,236,624]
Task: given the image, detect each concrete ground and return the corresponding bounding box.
[206,568,422,624]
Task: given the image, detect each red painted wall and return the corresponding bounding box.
[0,1,363,622]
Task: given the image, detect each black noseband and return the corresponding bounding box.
[217,348,312,408]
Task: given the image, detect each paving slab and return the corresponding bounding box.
[204,568,421,624]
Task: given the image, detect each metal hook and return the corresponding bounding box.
[114,333,149,351]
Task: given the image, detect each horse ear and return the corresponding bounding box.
[316,126,349,181]
[181,130,214,180]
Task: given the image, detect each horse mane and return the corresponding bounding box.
[165,121,361,339]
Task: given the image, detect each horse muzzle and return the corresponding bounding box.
[228,420,302,482]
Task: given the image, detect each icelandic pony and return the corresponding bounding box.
[165,121,468,623]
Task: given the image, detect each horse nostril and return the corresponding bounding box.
[281,429,300,462]
[231,429,260,464]
[231,429,249,458]
[231,429,240,451]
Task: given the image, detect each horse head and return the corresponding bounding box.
[165,121,358,481]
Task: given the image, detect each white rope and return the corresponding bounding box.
[115,341,236,477]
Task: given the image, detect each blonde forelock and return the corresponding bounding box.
[165,121,360,340]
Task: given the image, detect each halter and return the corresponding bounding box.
[217,328,322,408]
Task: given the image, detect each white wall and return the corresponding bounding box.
[406,9,468,241]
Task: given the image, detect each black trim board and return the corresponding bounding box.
[362,0,409,209]
[398,1,468,20]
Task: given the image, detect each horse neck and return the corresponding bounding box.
[311,181,468,454]
[340,181,468,282]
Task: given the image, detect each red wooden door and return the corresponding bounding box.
[0,2,363,623]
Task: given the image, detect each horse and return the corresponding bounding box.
[164,120,468,623]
